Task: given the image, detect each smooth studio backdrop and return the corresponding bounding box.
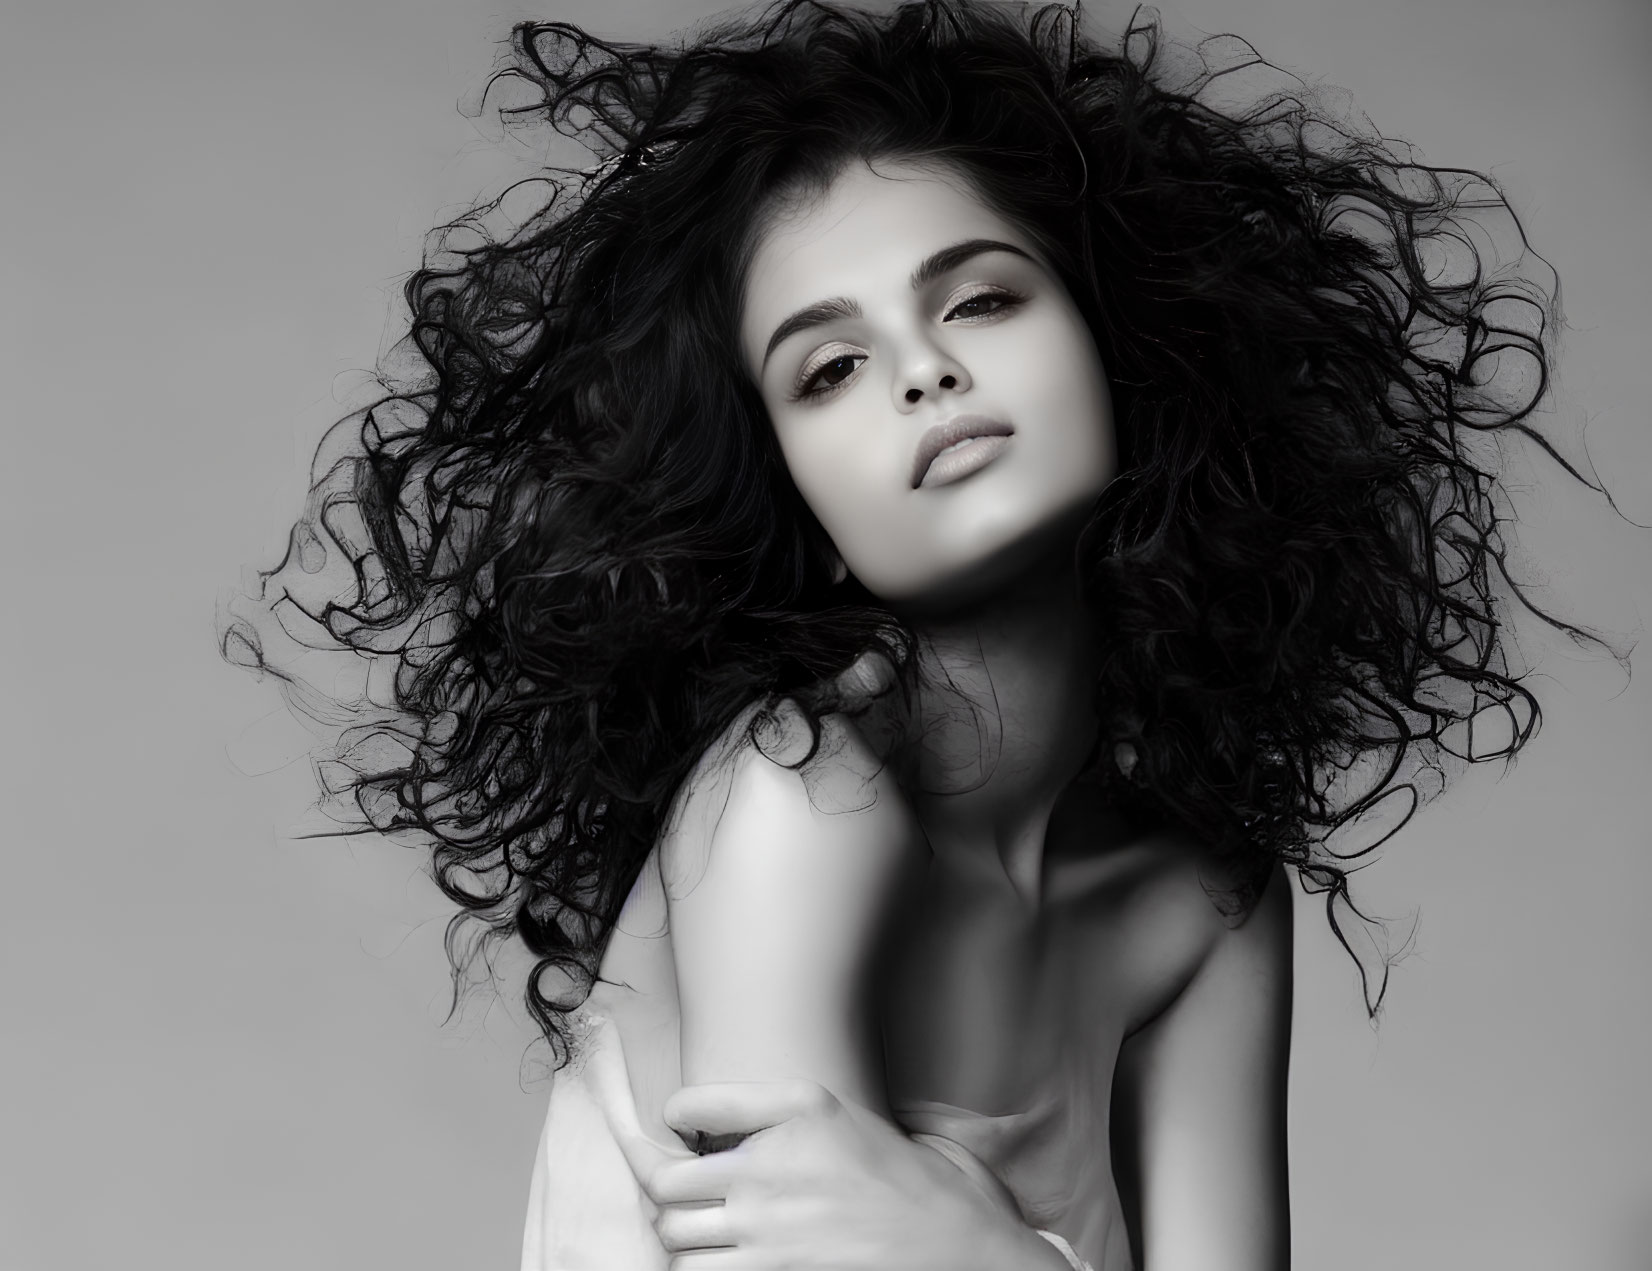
[3,1,1648,1268]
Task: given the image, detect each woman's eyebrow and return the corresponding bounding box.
[909,237,1034,289]
[762,297,863,370]
[760,237,1035,370]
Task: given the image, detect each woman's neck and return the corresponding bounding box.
[898,552,1099,904]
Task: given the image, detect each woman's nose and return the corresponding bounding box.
[894,348,971,410]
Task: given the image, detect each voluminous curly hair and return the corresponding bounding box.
[227,0,1581,1057]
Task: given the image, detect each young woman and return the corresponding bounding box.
[229,2,1576,1266]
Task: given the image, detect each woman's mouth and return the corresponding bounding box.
[912,416,1014,489]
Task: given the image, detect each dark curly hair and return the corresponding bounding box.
[225,0,1590,1058]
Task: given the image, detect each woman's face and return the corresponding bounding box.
[741,157,1115,613]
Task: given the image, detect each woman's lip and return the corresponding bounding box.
[911,415,1015,488]
[918,435,1012,489]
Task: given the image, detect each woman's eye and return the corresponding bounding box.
[795,352,865,399]
[944,289,1020,321]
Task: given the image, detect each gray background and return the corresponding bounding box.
[3,0,1649,1268]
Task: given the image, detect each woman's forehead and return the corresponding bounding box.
[739,158,1039,354]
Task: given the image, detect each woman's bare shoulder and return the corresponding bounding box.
[657,698,922,895]
[1053,805,1282,1031]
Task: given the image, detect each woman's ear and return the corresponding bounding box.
[830,552,848,585]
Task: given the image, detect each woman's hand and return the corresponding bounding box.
[641,1079,1073,1270]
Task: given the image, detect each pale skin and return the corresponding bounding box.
[589,158,1293,1269]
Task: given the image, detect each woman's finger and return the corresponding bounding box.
[664,1078,838,1138]
[654,1200,736,1253]
[645,1151,744,1205]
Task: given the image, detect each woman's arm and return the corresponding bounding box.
[1113,863,1295,1271]
[649,706,1073,1269]
[659,706,922,1112]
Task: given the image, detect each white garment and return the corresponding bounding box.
[521,1012,673,1271]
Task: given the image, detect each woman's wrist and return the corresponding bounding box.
[905,1133,1080,1270]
